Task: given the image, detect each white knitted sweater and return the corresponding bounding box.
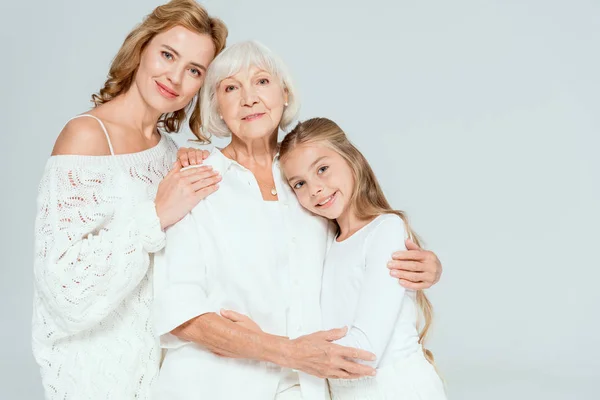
[32,132,177,399]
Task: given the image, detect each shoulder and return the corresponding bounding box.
[51,115,112,156]
[366,214,408,246]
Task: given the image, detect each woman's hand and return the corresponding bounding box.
[387,239,442,290]
[283,328,376,379]
[155,163,221,229]
[177,147,210,167]
[220,309,263,333]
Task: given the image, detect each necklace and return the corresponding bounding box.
[223,147,277,196]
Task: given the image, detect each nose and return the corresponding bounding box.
[166,65,184,86]
[241,86,259,107]
[310,183,323,198]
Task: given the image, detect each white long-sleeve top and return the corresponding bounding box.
[32,132,177,399]
[321,214,422,370]
[153,149,333,400]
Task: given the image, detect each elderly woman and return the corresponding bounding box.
[153,41,441,400]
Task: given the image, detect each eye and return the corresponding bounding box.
[257,78,269,85]
[293,181,305,190]
[224,84,236,92]
[189,68,201,77]
[317,166,329,174]
[162,51,174,60]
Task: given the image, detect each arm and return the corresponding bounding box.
[34,163,164,337]
[154,214,376,378]
[334,216,409,368]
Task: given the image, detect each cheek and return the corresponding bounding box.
[297,192,313,210]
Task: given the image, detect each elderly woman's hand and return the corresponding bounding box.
[220,309,263,333]
[387,239,442,290]
[283,328,376,379]
[176,146,210,168]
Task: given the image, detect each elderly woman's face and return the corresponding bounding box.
[217,66,288,140]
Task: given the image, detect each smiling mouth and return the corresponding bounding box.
[316,191,337,208]
[242,113,265,121]
[156,81,179,98]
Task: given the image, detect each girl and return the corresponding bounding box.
[279,117,447,400]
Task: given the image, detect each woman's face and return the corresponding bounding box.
[282,143,355,221]
[217,66,288,140]
[135,25,215,114]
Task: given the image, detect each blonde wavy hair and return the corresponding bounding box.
[280,117,436,365]
[91,0,228,142]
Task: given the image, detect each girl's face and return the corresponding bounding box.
[282,143,355,220]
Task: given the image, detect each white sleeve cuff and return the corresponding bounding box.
[132,200,165,253]
[153,283,217,349]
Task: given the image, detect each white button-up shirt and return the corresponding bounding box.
[153,149,333,400]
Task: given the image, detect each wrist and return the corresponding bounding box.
[260,334,295,368]
[154,202,168,230]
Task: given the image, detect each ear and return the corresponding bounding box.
[284,87,289,105]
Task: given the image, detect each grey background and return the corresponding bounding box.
[1,0,598,399]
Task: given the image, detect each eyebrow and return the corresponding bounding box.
[286,156,328,183]
[161,45,207,72]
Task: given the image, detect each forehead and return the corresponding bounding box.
[222,65,271,81]
[150,25,215,59]
[282,144,337,170]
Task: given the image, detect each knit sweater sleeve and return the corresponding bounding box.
[33,158,166,338]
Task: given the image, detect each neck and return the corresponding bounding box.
[108,82,164,140]
[336,206,373,241]
[224,130,279,169]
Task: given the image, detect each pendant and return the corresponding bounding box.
[271,187,278,196]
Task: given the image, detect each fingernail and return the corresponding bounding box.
[387,261,393,268]
[370,370,377,376]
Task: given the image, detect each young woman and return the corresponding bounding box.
[32,1,226,398]
[279,117,447,399]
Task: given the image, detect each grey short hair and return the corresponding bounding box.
[200,40,300,138]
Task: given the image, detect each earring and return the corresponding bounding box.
[219,115,223,120]
[284,102,289,107]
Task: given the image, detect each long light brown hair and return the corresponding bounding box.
[280,117,436,365]
[91,0,228,142]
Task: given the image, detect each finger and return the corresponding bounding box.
[181,166,213,177]
[390,269,423,282]
[387,260,423,272]
[323,327,348,341]
[201,150,210,160]
[178,153,190,167]
[405,238,421,251]
[326,369,352,379]
[337,359,376,377]
[191,176,222,192]
[398,279,428,290]
[187,151,197,166]
[185,171,220,184]
[220,309,245,322]
[193,183,220,200]
[391,250,425,262]
[336,345,376,362]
